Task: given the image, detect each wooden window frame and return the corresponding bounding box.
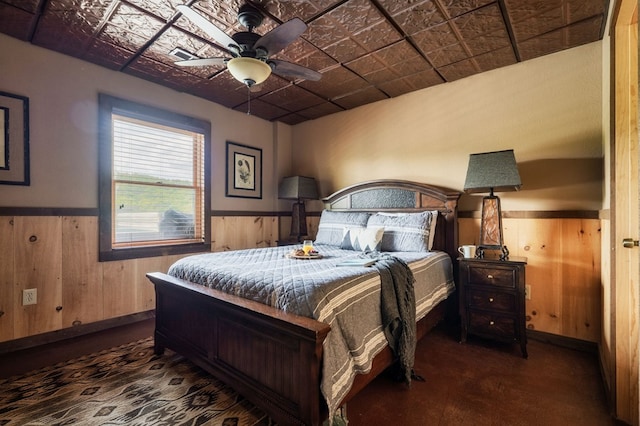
[98,94,211,261]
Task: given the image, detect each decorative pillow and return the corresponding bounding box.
[367,210,437,252]
[314,210,371,246]
[340,226,384,252]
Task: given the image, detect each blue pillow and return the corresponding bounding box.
[367,211,436,252]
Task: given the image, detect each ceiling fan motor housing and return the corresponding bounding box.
[238,4,263,31]
[232,32,265,58]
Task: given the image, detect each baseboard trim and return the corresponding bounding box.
[0,311,155,355]
[526,329,598,353]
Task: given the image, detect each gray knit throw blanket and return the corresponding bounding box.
[374,254,417,385]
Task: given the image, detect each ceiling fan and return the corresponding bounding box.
[175,3,322,87]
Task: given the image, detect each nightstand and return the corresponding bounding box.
[458,256,528,358]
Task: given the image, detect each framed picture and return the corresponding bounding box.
[225,141,262,199]
[0,91,29,185]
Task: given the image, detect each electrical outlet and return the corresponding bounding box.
[22,288,37,305]
[525,284,531,300]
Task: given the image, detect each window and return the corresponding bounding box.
[98,94,210,261]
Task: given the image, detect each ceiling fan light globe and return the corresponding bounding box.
[227,57,271,86]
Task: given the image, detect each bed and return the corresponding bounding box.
[146,180,460,425]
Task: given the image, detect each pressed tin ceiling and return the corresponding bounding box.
[0,0,609,124]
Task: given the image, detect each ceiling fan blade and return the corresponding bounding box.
[177,5,238,52]
[175,58,227,67]
[255,18,307,56]
[269,60,321,81]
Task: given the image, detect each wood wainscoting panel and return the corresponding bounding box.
[102,260,138,319]
[0,217,14,342]
[62,216,104,327]
[13,216,63,338]
[212,216,277,252]
[459,217,601,343]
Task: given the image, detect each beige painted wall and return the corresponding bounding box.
[292,42,604,213]
[0,34,289,212]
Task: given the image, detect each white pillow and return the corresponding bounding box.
[340,226,384,252]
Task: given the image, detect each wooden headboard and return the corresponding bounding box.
[322,179,461,260]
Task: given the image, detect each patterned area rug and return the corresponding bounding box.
[0,338,273,425]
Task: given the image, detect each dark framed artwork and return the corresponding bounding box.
[0,91,30,185]
[225,141,262,199]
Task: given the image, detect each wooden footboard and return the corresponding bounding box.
[147,272,331,425]
[147,271,449,425]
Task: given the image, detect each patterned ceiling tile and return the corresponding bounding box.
[371,68,444,98]
[506,6,564,41]
[472,45,518,71]
[566,0,607,21]
[190,0,245,30]
[400,68,446,90]
[322,37,368,63]
[299,66,370,100]
[452,3,507,39]
[0,3,37,40]
[438,0,496,18]
[346,40,426,75]
[259,0,344,22]
[437,57,479,81]
[329,0,386,35]
[352,19,402,52]
[277,113,309,125]
[426,42,469,68]
[382,0,446,36]
[297,101,345,120]
[376,78,415,98]
[32,11,94,55]
[517,14,602,60]
[463,26,512,56]
[505,0,606,41]
[332,86,388,109]
[125,54,175,82]
[2,0,40,12]
[125,0,182,21]
[233,98,290,120]
[259,84,326,111]
[84,38,135,70]
[305,14,351,48]
[411,21,459,54]
[99,3,165,52]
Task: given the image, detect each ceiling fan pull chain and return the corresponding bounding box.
[247,87,251,115]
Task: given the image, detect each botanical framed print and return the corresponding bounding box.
[0,90,30,185]
[225,141,262,199]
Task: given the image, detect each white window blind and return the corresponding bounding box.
[112,114,204,247]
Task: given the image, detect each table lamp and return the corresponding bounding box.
[463,149,521,260]
[278,176,319,242]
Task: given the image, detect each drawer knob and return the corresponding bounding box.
[489,297,494,303]
[487,274,494,280]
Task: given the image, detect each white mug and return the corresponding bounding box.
[458,244,476,258]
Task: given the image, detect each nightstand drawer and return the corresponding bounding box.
[467,266,515,288]
[468,311,516,340]
[466,289,516,312]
